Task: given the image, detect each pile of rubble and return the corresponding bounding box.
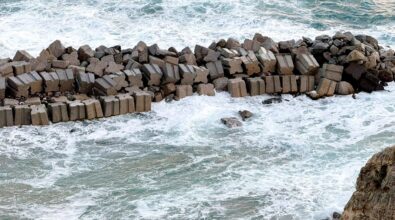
[0,32,393,127]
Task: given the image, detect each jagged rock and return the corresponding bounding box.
[341,146,395,220]
[262,97,282,105]
[239,110,253,121]
[221,117,242,128]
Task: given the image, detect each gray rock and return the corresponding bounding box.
[262,97,282,105]
[239,110,253,121]
[311,42,330,54]
[221,117,242,128]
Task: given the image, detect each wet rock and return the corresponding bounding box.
[239,110,253,121]
[262,97,282,105]
[341,146,395,220]
[221,117,242,128]
[333,212,341,220]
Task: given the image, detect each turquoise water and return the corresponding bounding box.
[0,0,395,219]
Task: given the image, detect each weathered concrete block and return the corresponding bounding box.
[327,80,337,96]
[141,64,163,86]
[116,94,135,114]
[193,66,209,84]
[52,60,70,69]
[31,104,49,125]
[0,62,14,78]
[320,64,343,82]
[243,39,260,52]
[83,99,104,119]
[213,77,229,91]
[39,71,60,92]
[0,76,5,99]
[100,96,120,117]
[67,101,86,121]
[197,83,215,96]
[107,71,128,91]
[124,69,143,88]
[295,53,319,75]
[78,45,95,62]
[62,51,80,66]
[94,75,117,96]
[179,64,196,85]
[13,50,34,62]
[86,57,107,77]
[0,106,13,127]
[273,75,282,93]
[7,76,29,98]
[175,85,193,99]
[241,51,260,76]
[317,78,332,97]
[228,78,248,97]
[162,63,180,84]
[149,56,165,69]
[290,75,298,93]
[133,91,151,112]
[48,102,69,123]
[179,53,197,66]
[27,71,43,94]
[56,69,74,92]
[206,60,224,80]
[14,105,31,126]
[281,75,291,94]
[76,72,95,94]
[246,77,265,96]
[222,57,243,75]
[12,61,31,75]
[3,98,19,107]
[219,48,239,58]
[265,76,275,94]
[47,40,65,58]
[276,54,294,75]
[163,56,178,65]
[257,47,277,73]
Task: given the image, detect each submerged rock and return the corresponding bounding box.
[221,117,242,128]
[239,110,253,121]
[341,146,395,220]
[262,97,282,105]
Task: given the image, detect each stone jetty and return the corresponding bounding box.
[0,32,394,127]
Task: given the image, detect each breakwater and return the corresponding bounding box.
[0,32,393,127]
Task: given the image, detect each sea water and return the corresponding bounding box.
[0,0,395,219]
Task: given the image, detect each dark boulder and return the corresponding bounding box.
[239,110,253,121]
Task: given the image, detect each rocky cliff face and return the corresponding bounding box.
[341,146,395,220]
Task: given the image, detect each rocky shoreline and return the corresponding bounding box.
[0,32,394,127]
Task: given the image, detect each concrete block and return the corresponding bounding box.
[246,77,265,96]
[94,75,117,96]
[241,51,260,76]
[12,61,31,75]
[327,80,337,96]
[219,48,238,58]
[124,68,143,88]
[31,104,49,126]
[0,77,5,99]
[336,81,354,95]
[243,39,260,52]
[175,85,193,99]
[7,76,29,98]
[273,75,282,93]
[193,66,208,84]
[3,98,19,107]
[24,97,41,106]
[141,64,163,86]
[27,71,43,94]
[162,63,180,84]
[179,64,196,85]
[39,71,60,92]
[56,69,74,92]
[116,94,135,114]
[290,75,298,93]
[149,55,165,69]
[100,96,120,117]
[257,47,277,73]
[317,78,332,96]
[276,54,294,75]
[179,53,197,65]
[281,75,291,93]
[67,101,86,121]
[14,105,31,126]
[320,64,343,82]
[213,77,229,91]
[206,60,224,80]
[107,71,128,91]
[295,53,319,75]
[0,106,13,127]
[228,78,248,97]
[133,91,151,112]
[197,83,215,96]
[83,99,104,119]
[222,57,243,75]
[52,60,70,69]
[265,76,275,94]
[48,102,69,123]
